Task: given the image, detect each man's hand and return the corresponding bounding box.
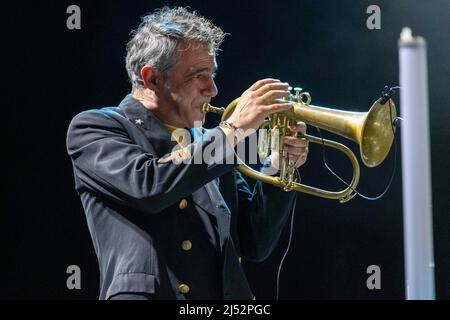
[227,79,294,133]
[220,78,309,169]
[267,121,309,172]
[284,121,309,168]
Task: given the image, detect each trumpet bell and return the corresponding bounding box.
[360,99,397,167]
[287,98,397,168]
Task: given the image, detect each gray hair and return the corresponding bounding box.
[125,7,226,89]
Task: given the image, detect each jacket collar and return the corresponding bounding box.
[117,94,206,156]
[117,94,178,157]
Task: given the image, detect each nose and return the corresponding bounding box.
[202,78,218,98]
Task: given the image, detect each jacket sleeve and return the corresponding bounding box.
[66,110,236,213]
[235,170,296,262]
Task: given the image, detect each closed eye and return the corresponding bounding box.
[192,72,216,80]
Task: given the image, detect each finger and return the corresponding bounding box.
[289,121,307,134]
[253,82,290,97]
[247,78,281,92]
[295,154,307,167]
[288,154,306,163]
[284,145,308,156]
[284,137,308,147]
[259,89,290,104]
[288,154,307,167]
[262,102,294,115]
[288,154,296,163]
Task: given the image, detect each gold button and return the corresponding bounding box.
[179,199,188,210]
[238,256,242,263]
[179,284,190,294]
[181,240,192,251]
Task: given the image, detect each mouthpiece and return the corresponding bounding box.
[202,103,225,114]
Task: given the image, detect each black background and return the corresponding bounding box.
[4,0,449,299]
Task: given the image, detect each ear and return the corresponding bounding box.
[140,65,161,91]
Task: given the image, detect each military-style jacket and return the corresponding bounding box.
[66,94,295,299]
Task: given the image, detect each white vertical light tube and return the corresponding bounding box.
[398,28,435,300]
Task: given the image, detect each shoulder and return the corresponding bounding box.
[66,106,131,148]
[66,106,137,138]
[68,106,124,128]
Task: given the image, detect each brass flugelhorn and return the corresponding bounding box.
[202,88,397,203]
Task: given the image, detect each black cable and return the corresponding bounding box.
[276,169,299,300]
[315,92,401,201]
[380,85,400,105]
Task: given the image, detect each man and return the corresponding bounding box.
[66,7,309,300]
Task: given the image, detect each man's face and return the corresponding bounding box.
[158,41,218,128]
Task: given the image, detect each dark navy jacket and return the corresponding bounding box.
[66,94,295,300]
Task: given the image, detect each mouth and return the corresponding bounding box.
[199,101,210,113]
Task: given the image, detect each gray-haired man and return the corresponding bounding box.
[67,7,308,300]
